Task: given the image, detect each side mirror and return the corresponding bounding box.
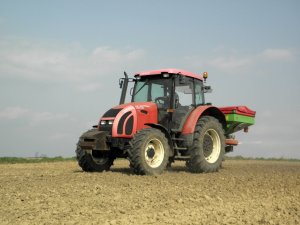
[119,78,124,89]
[203,85,212,93]
[130,87,133,96]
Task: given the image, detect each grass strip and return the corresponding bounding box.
[0,157,76,164]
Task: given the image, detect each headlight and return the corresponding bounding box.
[100,120,114,125]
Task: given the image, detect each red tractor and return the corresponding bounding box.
[76,69,255,175]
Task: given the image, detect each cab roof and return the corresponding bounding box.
[135,68,204,81]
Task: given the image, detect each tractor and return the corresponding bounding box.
[76,68,255,175]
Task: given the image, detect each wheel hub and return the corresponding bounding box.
[203,135,213,157]
[146,147,155,158]
[144,139,164,168]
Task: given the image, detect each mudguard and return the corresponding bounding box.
[181,106,226,134]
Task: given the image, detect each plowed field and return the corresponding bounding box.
[0,159,299,225]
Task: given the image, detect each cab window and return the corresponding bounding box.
[195,80,204,105]
[174,77,193,108]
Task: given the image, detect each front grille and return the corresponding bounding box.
[125,115,133,135]
[99,124,112,133]
[83,138,95,142]
[117,111,131,134]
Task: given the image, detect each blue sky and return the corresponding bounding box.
[0,0,299,158]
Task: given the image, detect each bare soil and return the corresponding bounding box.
[0,159,299,225]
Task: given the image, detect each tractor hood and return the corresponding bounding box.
[98,102,158,138]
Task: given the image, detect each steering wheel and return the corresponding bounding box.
[155,96,168,105]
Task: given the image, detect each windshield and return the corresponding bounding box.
[132,77,172,105]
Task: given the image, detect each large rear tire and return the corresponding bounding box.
[187,116,225,173]
[76,145,114,172]
[128,128,170,175]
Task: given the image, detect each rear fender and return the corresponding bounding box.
[181,106,226,134]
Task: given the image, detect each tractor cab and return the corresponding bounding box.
[131,69,208,131]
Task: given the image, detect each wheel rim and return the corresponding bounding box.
[144,138,164,168]
[203,129,221,163]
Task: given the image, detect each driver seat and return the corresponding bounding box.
[156,96,169,128]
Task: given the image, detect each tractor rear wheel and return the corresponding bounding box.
[128,128,170,175]
[187,116,225,173]
[76,145,114,172]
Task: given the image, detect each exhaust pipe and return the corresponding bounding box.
[119,71,129,105]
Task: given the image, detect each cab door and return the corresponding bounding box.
[172,76,195,130]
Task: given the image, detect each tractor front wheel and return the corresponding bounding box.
[128,128,170,175]
[76,145,114,172]
[187,116,225,173]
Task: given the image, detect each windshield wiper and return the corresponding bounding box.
[133,79,149,98]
